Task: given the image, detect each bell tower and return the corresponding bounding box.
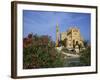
[56,24,59,47]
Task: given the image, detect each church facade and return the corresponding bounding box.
[56,24,84,50]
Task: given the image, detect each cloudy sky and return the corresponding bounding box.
[23,10,91,41]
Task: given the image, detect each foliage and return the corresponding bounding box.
[80,47,91,66]
[23,34,64,69]
[83,40,90,48]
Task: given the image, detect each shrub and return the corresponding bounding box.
[80,47,91,66]
[23,34,64,69]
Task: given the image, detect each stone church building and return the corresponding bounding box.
[56,24,84,50]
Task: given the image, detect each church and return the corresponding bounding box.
[56,24,84,50]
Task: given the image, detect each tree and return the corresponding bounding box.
[83,40,89,48]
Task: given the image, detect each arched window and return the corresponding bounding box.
[73,40,75,44]
[76,41,79,45]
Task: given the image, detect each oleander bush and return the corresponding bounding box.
[23,34,64,69]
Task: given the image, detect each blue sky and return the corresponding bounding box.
[23,10,91,41]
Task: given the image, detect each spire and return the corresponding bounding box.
[56,23,59,32]
[56,23,59,47]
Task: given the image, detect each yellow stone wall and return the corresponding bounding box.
[60,27,84,49]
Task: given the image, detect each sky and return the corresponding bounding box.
[23,10,91,42]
